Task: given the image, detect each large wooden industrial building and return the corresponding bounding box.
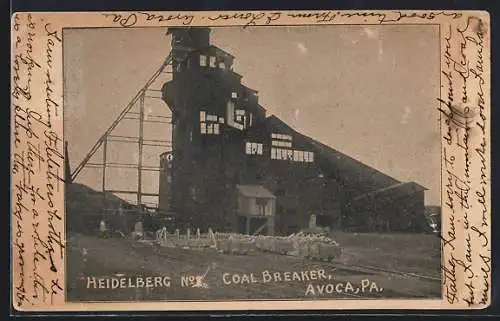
[158,27,429,236]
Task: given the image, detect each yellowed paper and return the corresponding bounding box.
[10,10,491,312]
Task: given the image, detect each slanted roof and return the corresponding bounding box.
[351,181,427,203]
[244,115,409,196]
[237,185,276,199]
[241,85,259,95]
[198,45,235,59]
[211,45,235,59]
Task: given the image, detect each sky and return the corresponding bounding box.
[63,25,441,206]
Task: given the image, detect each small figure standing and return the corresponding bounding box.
[132,220,144,240]
[99,219,108,238]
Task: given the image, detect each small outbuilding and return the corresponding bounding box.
[236,185,276,236]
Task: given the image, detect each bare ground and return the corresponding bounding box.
[66,232,441,302]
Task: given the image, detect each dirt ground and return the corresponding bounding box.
[66,232,441,302]
[333,232,442,276]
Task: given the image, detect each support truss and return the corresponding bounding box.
[69,52,174,216]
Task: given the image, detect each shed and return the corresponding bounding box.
[344,182,428,232]
[236,185,276,235]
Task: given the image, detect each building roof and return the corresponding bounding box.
[237,185,276,199]
[198,45,235,59]
[241,85,259,95]
[350,181,427,203]
[243,115,426,197]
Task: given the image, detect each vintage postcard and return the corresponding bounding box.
[11,10,491,312]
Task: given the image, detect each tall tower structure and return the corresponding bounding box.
[161,28,212,221]
[160,27,266,229]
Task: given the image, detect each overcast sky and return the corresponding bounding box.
[64,25,441,206]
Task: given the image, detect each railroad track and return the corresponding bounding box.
[329,260,441,283]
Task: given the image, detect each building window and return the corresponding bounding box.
[219,61,226,69]
[232,91,238,99]
[271,147,314,163]
[226,100,247,131]
[206,123,219,134]
[272,140,292,148]
[206,114,218,122]
[234,109,246,126]
[244,113,254,128]
[281,149,289,160]
[219,117,225,124]
[200,55,207,67]
[272,148,288,160]
[245,143,252,154]
[246,142,263,155]
[303,151,313,162]
[293,150,315,163]
[200,111,220,135]
[227,100,235,126]
[270,132,294,161]
[210,56,216,68]
[272,133,292,141]
[271,148,280,160]
[294,150,304,162]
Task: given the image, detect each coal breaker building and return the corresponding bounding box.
[159,27,428,236]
